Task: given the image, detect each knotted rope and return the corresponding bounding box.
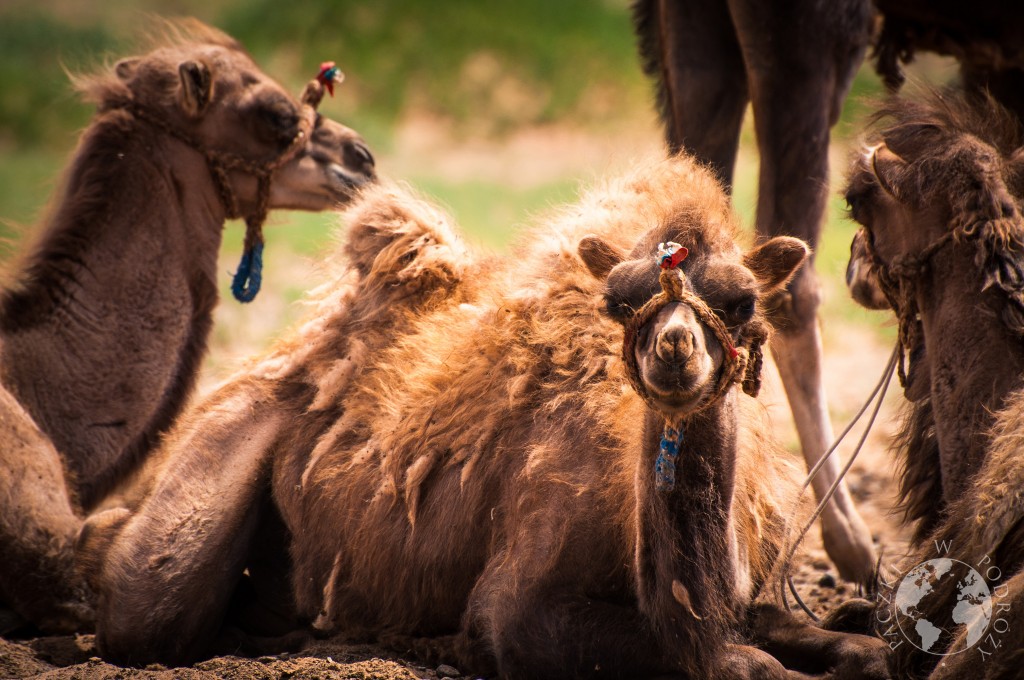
[864,222,967,388]
[621,242,769,491]
[113,61,344,302]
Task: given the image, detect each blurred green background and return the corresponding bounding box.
[0,0,955,390]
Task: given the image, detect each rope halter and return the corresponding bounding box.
[620,242,768,491]
[113,61,345,302]
[862,144,978,386]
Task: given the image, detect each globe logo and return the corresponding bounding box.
[895,558,992,655]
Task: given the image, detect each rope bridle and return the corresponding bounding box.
[110,63,342,302]
[861,147,979,387]
[620,242,768,491]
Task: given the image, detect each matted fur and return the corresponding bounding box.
[270,157,799,675]
[87,156,805,676]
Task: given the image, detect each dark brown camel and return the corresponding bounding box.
[843,90,1024,677]
[632,0,1024,587]
[80,158,887,677]
[0,19,374,633]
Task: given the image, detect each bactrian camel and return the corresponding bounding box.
[82,156,887,678]
[0,19,374,632]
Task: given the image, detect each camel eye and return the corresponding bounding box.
[845,182,877,226]
[723,296,755,325]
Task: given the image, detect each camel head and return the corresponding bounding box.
[580,227,807,419]
[88,20,374,216]
[845,93,1024,399]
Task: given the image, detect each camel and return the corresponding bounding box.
[80,156,888,677]
[0,19,375,633]
[843,90,1024,676]
[631,0,1024,587]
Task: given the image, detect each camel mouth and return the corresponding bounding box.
[640,364,714,415]
[327,162,375,195]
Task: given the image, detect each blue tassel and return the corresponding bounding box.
[655,423,685,492]
[231,242,264,303]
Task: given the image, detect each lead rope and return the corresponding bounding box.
[779,345,898,620]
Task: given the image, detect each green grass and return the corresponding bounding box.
[0,148,68,245]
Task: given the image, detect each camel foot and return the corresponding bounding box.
[820,598,876,635]
[820,506,877,588]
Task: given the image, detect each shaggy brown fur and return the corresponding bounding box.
[844,90,1024,676]
[0,19,374,632]
[78,158,894,678]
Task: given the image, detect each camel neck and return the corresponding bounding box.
[632,399,739,672]
[917,253,1024,500]
[0,114,225,508]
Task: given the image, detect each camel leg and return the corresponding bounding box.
[0,385,92,632]
[79,379,285,667]
[748,604,890,679]
[726,0,876,585]
[646,0,750,189]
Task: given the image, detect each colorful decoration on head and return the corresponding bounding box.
[317,61,344,97]
[657,241,688,270]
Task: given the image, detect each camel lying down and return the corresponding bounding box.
[81,157,885,678]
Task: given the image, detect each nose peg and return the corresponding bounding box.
[655,326,695,364]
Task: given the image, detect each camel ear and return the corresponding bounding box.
[115,58,139,80]
[578,235,626,279]
[178,60,212,117]
[743,237,809,294]
[870,144,906,200]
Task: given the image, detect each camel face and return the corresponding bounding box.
[268,115,375,210]
[845,228,889,311]
[113,38,374,214]
[634,300,721,412]
[599,232,806,418]
[844,144,946,277]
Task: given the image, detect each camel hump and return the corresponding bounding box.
[341,183,473,294]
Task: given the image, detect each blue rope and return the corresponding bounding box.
[231,242,264,303]
[655,423,685,492]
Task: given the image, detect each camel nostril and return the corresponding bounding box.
[655,327,694,364]
[345,140,375,175]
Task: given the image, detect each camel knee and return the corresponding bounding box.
[719,644,788,680]
[76,507,131,591]
[765,266,822,333]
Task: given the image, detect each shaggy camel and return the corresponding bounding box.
[632,0,1024,587]
[81,157,888,678]
[843,91,1024,676]
[0,20,374,633]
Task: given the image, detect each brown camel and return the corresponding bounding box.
[631,0,1024,587]
[843,90,1024,676]
[0,19,375,633]
[80,157,888,678]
